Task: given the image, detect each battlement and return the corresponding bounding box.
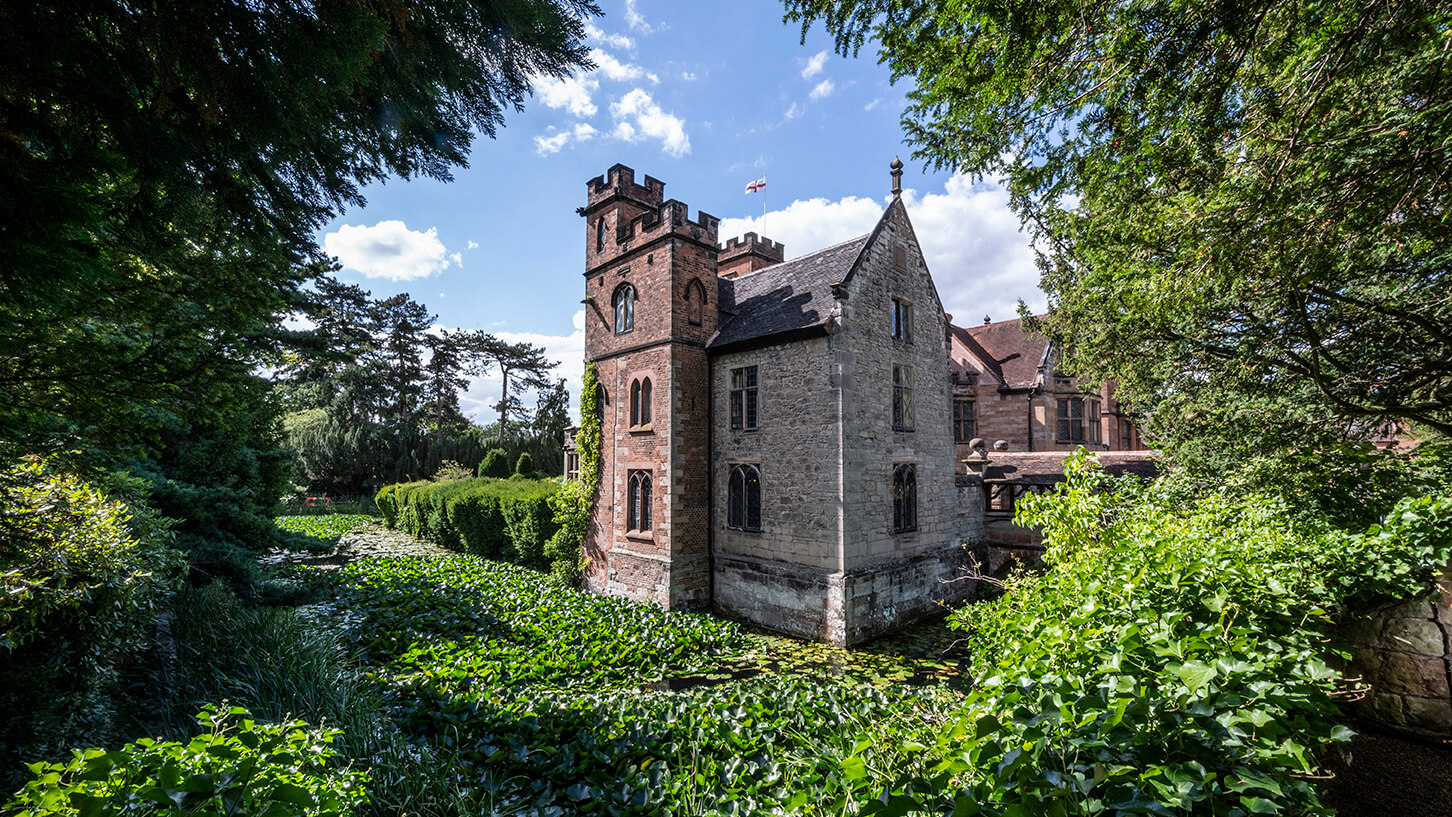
[586,163,666,209]
[718,232,785,259]
[613,198,720,248]
[717,231,785,278]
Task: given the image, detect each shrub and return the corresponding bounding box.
[5,705,369,817]
[514,452,533,475]
[479,449,509,478]
[431,459,474,482]
[0,460,184,789]
[375,478,560,570]
[876,452,1452,816]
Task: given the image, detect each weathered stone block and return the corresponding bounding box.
[1371,692,1406,726]
[1382,616,1447,656]
[1369,651,1450,698]
[1402,695,1452,733]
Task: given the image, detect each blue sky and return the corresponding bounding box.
[316,0,1043,423]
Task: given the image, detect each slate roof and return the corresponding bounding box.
[982,452,1161,485]
[709,235,870,351]
[953,316,1050,390]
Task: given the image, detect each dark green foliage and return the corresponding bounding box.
[862,454,1452,815]
[513,452,534,475]
[6,705,370,817]
[0,0,597,466]
[787,0,1452,459]
[0,460,183,791]
[127,375,293,588]
[274,515,377,551]
[376,478,561,570]
[478,449,510,479]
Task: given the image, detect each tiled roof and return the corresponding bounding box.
[982,451,1161,484]
[954,316,1050,390]
[709,235,870,350]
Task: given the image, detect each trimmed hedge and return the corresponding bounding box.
[376,477,561,570]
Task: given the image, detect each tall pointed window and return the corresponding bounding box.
[595,217,606,254]
[613,284,635,334]
[892,464,917,533]
[727,464,761,531]
[892,364,914,431]
[627,470,652,532]
[630,378,652,427]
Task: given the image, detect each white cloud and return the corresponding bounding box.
[623,0,657,34]
[533,122,598,156]
[590,48,647,82]
[536,74,598,117]
[323,221,459,281]
[718,174,1039,323]
[609,89,690,156]
[783,102,803,120]
[801,50,829,80]
[466,240,480,250]
[681,70,698,81]
[584,23,633,51]
[809,79,835,101]
[449,251,463,267]
[864,98,880,111]
[457,309,588,426]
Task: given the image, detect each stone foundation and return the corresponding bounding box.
[714,542,982,646]
[1340,564,1452,738]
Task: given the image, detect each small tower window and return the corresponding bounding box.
[595,217,606,254]
[685,278,706,326]
[613,284,635,334]
[630,377,652,427]
[628,470,652,532]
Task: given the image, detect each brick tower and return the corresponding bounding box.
[581,164,718,609]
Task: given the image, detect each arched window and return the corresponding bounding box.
[630,378,652,427]
[892,464,917,533]
[727,464,761,531]
[613,284,635,334]
[594,385,608,422]
[685,278,706,326]
[628,470,652,532]
[595,217,606,254]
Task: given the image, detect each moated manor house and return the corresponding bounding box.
[570,162,1145,645]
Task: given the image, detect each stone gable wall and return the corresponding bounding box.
[835,204,956,568]
[1340,566,1452,738]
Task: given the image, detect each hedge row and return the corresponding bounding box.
[376,477,561,570]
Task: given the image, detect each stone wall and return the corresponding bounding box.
[1340,565,1452,738]
[835,201,955,568]
[711,336,840,570]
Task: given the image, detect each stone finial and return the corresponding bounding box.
[983,315,992,325]
[962,437,990,475]
[993,439,1010,451]
[890,156,903,199]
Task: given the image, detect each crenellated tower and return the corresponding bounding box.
[581,164,719,609]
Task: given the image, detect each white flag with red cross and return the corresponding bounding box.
[744,177,766,194]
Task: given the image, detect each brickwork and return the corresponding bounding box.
[717,232,785,279]
[582,164,717,611]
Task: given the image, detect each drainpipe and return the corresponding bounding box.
[1026,388,1037,452]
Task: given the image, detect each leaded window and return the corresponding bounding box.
[730,366,758,431]
[953,399,976,443]
[727,464,761,531]
[892,464,917,533]
[892,364,914,431]
[613,285,635,334]
[891,298,912,341]
[1056,397,1101,443]
[628,470,652,532]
